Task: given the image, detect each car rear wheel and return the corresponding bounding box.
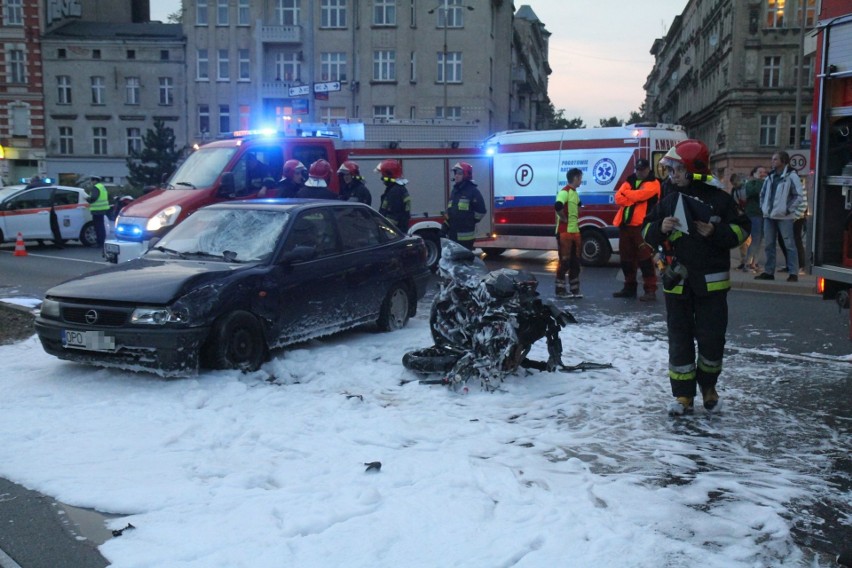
[377,283,411,331]
[79,222,98,247]
[203,311,267,372]
[417,230,441,271]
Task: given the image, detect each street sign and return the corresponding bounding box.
[288,85,310,97]
[313,81,341,93]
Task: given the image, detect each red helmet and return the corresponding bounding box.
[337,160,362,178]
[283,159,307,179]
[304,159,332,187]
[374,159,402,180]
[664,139,710,175]
[451,161,473,181]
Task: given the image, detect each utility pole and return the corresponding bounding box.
[794,6,807,149]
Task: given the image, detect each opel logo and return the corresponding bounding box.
[85,310,99,324]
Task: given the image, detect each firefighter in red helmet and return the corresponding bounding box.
[296,159,336,199]
[259,159,306,198]
[642,139,750,415]
[375,159,411,231]
[442,161,487,251]
[337,161,372,205]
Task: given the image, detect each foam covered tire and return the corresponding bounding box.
[402,346,461,374]
[377,283,411,331]
[202,310,267,372]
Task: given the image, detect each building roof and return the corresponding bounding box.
[514,5,541,22]
[45,21,183,40]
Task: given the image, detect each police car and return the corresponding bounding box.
[0,184,97,247]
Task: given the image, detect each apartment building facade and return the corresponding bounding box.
[643,0,816,179]
[184,0,527,148]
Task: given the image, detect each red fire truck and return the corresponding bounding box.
[808,1,852,332]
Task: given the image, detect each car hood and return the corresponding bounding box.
[118,188,215,218]
[47,259,249,304]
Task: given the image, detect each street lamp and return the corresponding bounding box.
[428,1,474,120]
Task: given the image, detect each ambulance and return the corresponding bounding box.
[479,124,688,265]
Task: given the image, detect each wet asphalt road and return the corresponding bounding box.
[0,245,848,566]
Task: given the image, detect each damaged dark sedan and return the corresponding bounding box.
[35,200,431,377]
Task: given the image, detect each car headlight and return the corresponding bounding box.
[146,205,182,232]
[40,299,60,318]
[131,307,188,325]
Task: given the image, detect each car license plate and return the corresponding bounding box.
[63,329,116,352]
[104,243,120,254]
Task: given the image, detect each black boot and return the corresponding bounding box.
[612,283,637,298]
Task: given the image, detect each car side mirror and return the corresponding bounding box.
[218,172,236,198]
[278,245,317,265]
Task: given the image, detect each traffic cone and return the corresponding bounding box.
[13,232,27,257]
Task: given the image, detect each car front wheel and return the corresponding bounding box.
[377,283,411,331]
[79,222,98,247]
[203,310,267,372]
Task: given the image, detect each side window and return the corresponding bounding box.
[335,207,382,251]
[53,189,79,206]
[232,147,281,195]
[291,145,329,170]
[283,210,339,257]
[9,188,53,210]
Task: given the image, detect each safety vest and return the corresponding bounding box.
[90,183,110,212]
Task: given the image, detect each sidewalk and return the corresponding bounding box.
[728,259,818,296]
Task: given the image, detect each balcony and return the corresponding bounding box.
[260,25,302,44]
[261,81,294,98]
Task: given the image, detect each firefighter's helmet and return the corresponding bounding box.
[304,159,332,187]
[283,159,307,180]
[374,159,402,180]
[337,160,362,178]
[451,161,473,181]
[663,139,710,175]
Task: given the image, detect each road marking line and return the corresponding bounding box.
[0,250,107,266]
[0,547,23,568]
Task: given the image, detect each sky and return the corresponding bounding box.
[0,290,849,566]
[148,0,689,126]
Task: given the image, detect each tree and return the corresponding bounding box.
[542,102,585,130]
[627,110,644,124]
[126,119,184,189]
[599,116,624,127]
[166,10,182,23]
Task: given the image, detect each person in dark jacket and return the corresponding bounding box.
[259,159,306,198]
[642,139,750,415]
[296,159,337,200]
[442,161,486,251]
[337,161,372,205]
[375,159,411,232]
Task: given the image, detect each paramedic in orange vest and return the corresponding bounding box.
[554,168,583,299]
[612,158,661,302]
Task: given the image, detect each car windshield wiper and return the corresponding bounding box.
[174,181,196,188]
[152,245,187,258]
[181,250,246,263]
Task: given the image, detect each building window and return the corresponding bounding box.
[374,0,396,26]
[321,0,346,28]
[8,48,25,84]
[3,0,23,25]
[127,127,142,155]
[159,77,174,105]
[238,0,250,25]
[239,105,251,130]
[219,104,231,134]
[161,50,171,60]
[197,49,209,80]
[93,127,108,155]
[796,0,816,26]
[59,126,74,155]
[436,106,461,120]
[320,107,347,124]
[274,0,299,26]
[788,114,810,147]
[373,50,396,81]
[218,49,230,81]
[438,0,465,28]
[57,75,72,104]
[766,0,784,28]
[275,52,300,82]
[125,77,140,104]
[199,104,210,134]
[759,115,778,146]
[321,52,347,81]
[92,49,101,59]
[10,104,28,136]
[127,50,136,60]
[91,76,105,104]
[795,54,813,85]
[410,51,416,82]
[58,48,66,59]
[217,0,228,24]
[438,52,462,83]
[373,105,395,120]
[238,49,250,80]
[762,55,781,87]
[197,0,208,24]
